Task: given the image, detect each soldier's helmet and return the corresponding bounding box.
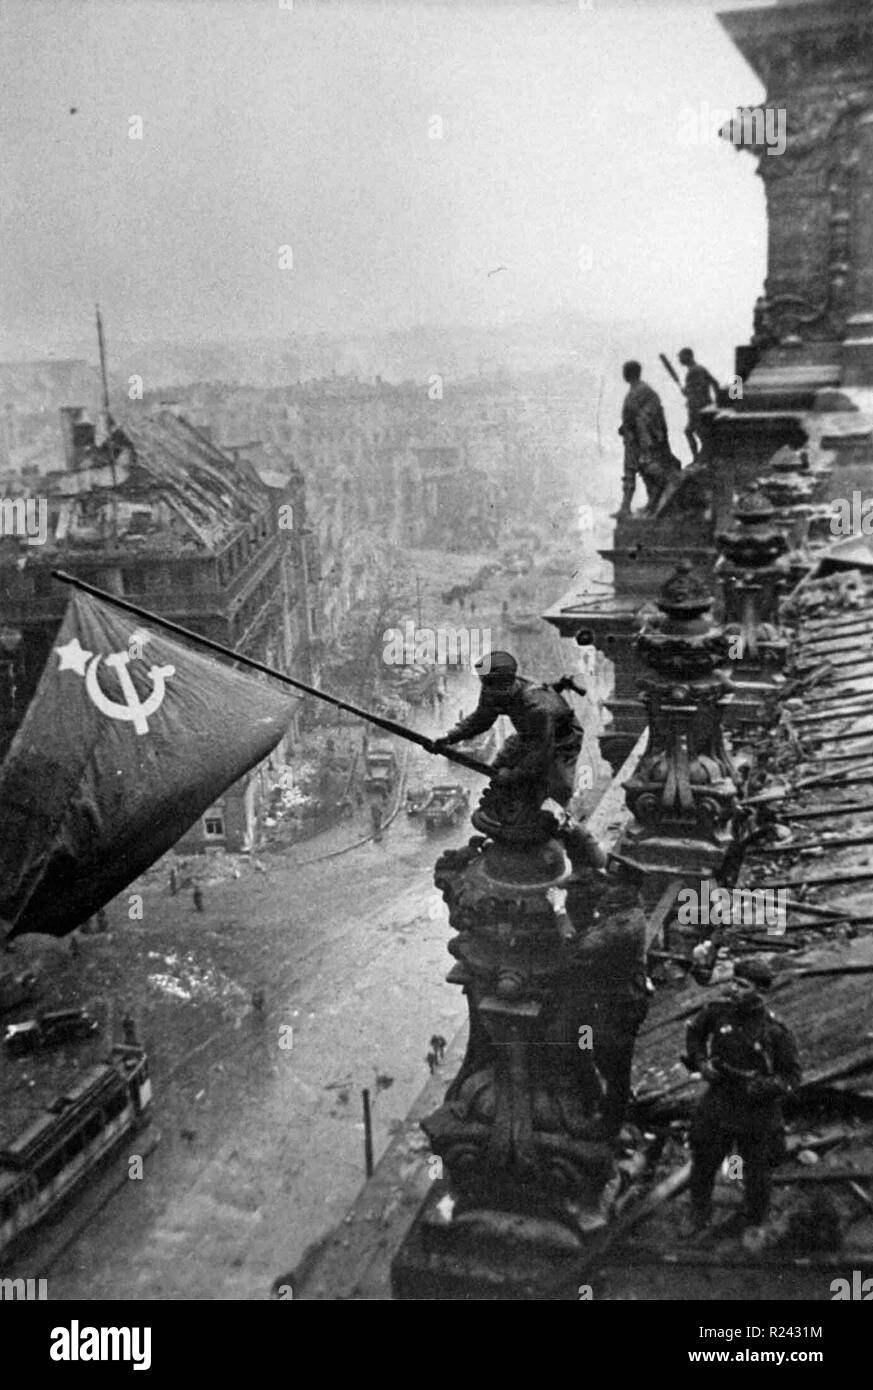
[733,958,773,991]
[475,650,517,684]
[678,347,695,365]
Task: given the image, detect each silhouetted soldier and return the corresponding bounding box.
[434,651,605,865]
[678,347,719,461]
[617,360,681,517]
[435,651,581,810]
[569,862,650,1139]
[681,958,801,1247]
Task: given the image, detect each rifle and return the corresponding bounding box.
[659,352,684,394]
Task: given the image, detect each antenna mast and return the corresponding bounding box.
[95,304,119,528]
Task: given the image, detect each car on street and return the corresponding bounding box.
[4,1008,100,1057]
[0,968,39,1016]
[406,786,434,816]
[424,784,471,831]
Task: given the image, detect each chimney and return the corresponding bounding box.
[59,407,95,470]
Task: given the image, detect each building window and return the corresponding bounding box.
[203,807,226,838]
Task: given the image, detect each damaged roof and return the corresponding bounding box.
[47,409,272,552]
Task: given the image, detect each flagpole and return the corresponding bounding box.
[50,569,492,778]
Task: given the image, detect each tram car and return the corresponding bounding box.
[0,1044,151,1255]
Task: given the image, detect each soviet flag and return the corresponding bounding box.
[0,590,292,937]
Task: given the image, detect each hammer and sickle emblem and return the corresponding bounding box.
[85,651,176,735]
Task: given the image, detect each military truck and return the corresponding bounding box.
[424,784,470,831]
[364,738,399,800]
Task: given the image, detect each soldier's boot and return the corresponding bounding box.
[642,474,663,516]
[612,479,635,519]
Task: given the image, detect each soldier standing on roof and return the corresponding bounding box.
[680,958,801,1249]
[678,347,720,461]
[617,360,681,518]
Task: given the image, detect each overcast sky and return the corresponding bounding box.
[1,0,774,361]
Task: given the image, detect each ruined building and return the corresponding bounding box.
[0,406,315,851]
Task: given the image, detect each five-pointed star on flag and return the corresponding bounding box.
[55,636,93,675]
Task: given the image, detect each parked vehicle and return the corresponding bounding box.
[425,784,471,831]
[0,968,39,1016]
[364,738,399,799]
[406,786,434,816]
[0,1045,152,1256]
[4,1009,100,1058]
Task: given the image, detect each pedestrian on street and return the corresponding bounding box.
[680,958,801,1249]
[430,1034,447,1064]
[426,1048,438,1075]
[192,885,204,912]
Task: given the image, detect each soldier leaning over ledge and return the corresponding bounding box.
[433,649,606,869]
[680,958,801,1251]
[436,650,584,811]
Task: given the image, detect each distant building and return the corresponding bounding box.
[410,444,501,549]
[0,406,317,853]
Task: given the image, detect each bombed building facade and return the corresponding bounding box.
[0,407,313,850]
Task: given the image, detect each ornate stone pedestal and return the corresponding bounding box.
[391,792,617,1299]
[619,562,738,879]
[717,486,790,731]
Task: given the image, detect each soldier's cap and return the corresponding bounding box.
[678,347,694,361]
[733,958,773,990]
[476,650,517,680]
